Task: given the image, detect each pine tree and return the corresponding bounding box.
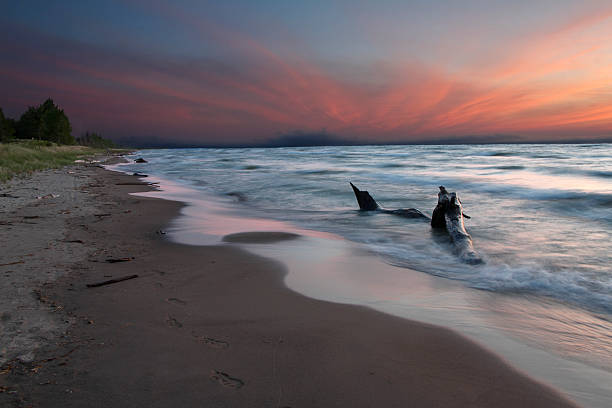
[0,108,14,142]
[16,98,74,144]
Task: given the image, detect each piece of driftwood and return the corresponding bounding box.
[115,182,159,186]
[86,274,139,288]
[0,260,24,267]
[350,183,482,264]
[134,158,147,163]
[431,186,482,264]
[350,183,428,218]
[105,257,132,263]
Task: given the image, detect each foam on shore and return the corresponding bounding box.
[222,231,301,243]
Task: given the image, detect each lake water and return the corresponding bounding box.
[113,144,612,406]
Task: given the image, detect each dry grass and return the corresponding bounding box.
[0,141,102,182]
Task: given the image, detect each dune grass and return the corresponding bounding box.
[0,141,103,182]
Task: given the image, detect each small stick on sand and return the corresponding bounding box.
[86,274,139,288]
[105,257,132,263]
[0,260,25,267]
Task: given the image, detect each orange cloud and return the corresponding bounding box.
[2,6,611,144]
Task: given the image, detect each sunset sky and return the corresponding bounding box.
[1,0,611,145]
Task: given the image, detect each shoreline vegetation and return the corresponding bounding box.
[0,141,110,182]
[0,98,125,182]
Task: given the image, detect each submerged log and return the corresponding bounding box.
[350,183,482,264]
[350,182,379,210]
[432,186,482,264]
[431,186,449,228]
[349,183,428,219]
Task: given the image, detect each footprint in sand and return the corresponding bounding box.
[210,370,244,389]
[166,315,183,328]
[193,334,229,349]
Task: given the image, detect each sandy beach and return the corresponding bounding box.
[0,159,580,407]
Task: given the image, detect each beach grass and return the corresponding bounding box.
[0,141,108,182]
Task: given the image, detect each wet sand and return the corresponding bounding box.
[0,164,579,407]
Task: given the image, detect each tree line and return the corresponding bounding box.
[0,98,115,147]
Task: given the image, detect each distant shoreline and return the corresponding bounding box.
[119,140,612,149]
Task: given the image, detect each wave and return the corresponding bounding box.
[588,170,612,179]
[528,154,568,159]
[370,240,612,315]
[294,169,347,175]
[490,165,525,170]
[468,263,612,314]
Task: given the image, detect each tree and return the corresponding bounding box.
[0,108,16,142]
[16,98,74,144]
[16,105,42,140]
[40,99,73,144]
[76,131,116,148]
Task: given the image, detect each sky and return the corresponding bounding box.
[1,0,611,145]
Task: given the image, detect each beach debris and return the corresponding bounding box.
[23,215,40,219]
[166,297,186,305]
[86,274,139,288]
[134,157,147,163]
[210,370,244,388]
[132,172,148,177]
[350,182,428,218]
[0,260,24,267]
[350,182,379,210]
[115,181,158,186]
[36,193,59,200]
[0,193,19,198]
[349,183,482,263]
[431,186,482,264]
[94,213,112,217]
[105,257,133,263]
[62,239,84,244]
[156,229,167,235]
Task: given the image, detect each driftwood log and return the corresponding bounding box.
[431,186,482,264]
[86,274,139,288]
[350,183,428,219]
[350,183,482,264]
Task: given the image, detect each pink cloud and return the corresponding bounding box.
[1,8,611,144]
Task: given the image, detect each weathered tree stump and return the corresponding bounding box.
[350,183,427,218]
[431,186,482,264]
[350,183,482,264]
